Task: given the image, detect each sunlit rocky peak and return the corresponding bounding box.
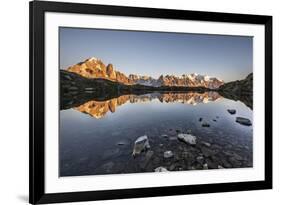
[67,57,224,89]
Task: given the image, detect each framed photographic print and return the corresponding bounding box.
[29,0,272,204]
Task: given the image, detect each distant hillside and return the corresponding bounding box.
[218,73,253,109]
[219,73,253,94]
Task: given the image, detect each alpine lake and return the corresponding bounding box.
[59,90,253,177]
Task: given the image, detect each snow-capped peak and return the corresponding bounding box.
[87,57,98,62]
[204,75,210,81]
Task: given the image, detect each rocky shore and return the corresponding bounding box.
[80,114,252,175]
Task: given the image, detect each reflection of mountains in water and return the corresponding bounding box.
[75,92,222,119]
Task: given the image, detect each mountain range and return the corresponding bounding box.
[66,57,224,89]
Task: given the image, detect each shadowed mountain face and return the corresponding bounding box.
[66,57,224,89]
[219,73,253,109]
[74,92,222,119]
[219,73,252,94]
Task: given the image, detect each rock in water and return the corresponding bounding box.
[132,135,150,156]
[140,150,154,169]
[201,147,216,157]
[203,163,208,170]
[196,156,204,164]
[177,133,197,145]
[186,129,192,134]
[202,122,210,127]
[164,151,174,158]
[236,117,252,126]
[227,109,236,114]
[154,167,169,172]
[201,141,211,147]
[116,139,130,146]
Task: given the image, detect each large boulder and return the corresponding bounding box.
[132,135,150,156]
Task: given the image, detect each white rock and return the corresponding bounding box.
[132,135,150,156]
[203,163,208,169]
[154,167,169,172]
[177,133,197,145]
[164,151,174,158]
[202,141,211,147]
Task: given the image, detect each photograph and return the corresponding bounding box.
[59,27,253,177]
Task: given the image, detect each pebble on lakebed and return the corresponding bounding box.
[227,109,236,115]
[202,122,210,127]
[154,167,169,172]
[164,150,174,158]
[236,117,252,126]
[177,133,197,145]
[201,141,211,147]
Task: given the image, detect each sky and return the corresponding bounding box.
[59,27,253,82]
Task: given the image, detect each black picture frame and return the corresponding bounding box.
[29,0,272,204]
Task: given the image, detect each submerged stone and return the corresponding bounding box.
[228,157,242,167]
[154,167,169,172]
[227,109,236,114]
[196,156,204,164]
[116,139,130,146]
[177,133,197,145]
[201,141,211,147]
[164,150,174,158]
[201,147,216,157]
[236,117,252,126]
[140,150,154,169]
[202,122,210,127]
[203,163,208,169]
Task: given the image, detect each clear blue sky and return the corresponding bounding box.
[59,27,252,82]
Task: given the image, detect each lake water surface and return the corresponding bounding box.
[59,92,253,176]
